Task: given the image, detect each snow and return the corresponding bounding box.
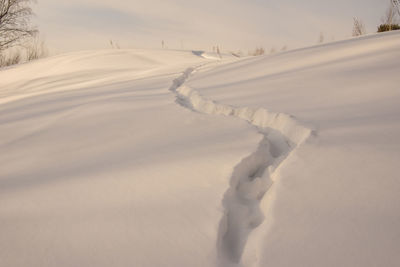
[0,50,261,267]
[1,31,400,267]
[187,31,400,266]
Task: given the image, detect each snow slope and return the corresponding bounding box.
[187,31,400,267]
[1,31,400,267]
[0,50,261,267]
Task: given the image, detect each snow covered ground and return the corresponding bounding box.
[187,31,400,267]
[0,50,260,267]
[1,31,399,267]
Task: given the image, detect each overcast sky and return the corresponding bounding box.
[33,0,393,53]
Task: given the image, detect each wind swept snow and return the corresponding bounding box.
[1,31,400,267]
[0,50,262,267]
[187,31,400,267]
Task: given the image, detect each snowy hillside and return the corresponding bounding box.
[1,32,400,267]
[187,31,400,267]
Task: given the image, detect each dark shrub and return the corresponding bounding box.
[377,24,400,32]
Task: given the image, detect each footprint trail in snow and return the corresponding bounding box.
[169,63,313,266]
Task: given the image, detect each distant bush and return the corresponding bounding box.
[378,3,400,32]
[377,23,400,32]
[318,32,324,43]
[0,51,22,67]
[26,37,48,61]
[353,17,366,36]
[0,37,47,68]
[249,47,265,56]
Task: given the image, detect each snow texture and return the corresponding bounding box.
[170,65,312,265]
[1,31,400,267]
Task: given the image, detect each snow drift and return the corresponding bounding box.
[187,31,400,267]
[1,31,400,267]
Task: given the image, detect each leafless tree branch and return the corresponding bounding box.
[0,0,37,51]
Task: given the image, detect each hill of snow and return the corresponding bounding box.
[187,31,400,267]
[1,32,399,267]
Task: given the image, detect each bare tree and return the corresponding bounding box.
[0,0,37,51]
[352,17,366,36]
[381,1,399,30]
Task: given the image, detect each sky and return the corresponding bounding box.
[33,0,393,53]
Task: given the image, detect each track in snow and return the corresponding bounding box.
[169,64,313,266]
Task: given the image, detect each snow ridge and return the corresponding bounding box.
[169,67,313,266]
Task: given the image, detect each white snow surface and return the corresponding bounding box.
[187,31,400,267]
[0,50,261,267]
[1,32,400,267]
